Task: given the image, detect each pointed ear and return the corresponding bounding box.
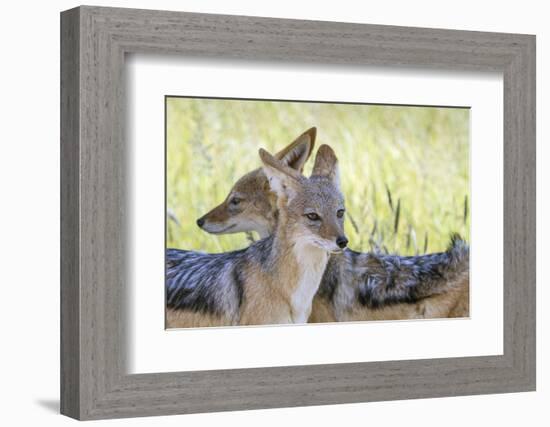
[275,127,316,172]
[259,148,302,200]
[311,144,340,189]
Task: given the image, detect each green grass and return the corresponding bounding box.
[167,97,470,255]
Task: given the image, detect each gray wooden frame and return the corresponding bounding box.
[60,5,536,420]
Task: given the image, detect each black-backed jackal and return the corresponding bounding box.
[166,144,347,327]
[195,128,470,322]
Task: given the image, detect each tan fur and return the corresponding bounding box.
[167,244,328,327]
[166,308,230,328]
[309,277,469,323]
[239,242,328,325]
[307,297,337,323]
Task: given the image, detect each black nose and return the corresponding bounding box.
[336,236,348,249]
[196,218,205,228]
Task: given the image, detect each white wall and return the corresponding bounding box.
[0,0,546,425]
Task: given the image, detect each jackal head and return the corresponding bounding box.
[259,144,348,253]
[196,128,316,238]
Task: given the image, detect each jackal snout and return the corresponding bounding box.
[307,202,348,252]
[336,236,349,249]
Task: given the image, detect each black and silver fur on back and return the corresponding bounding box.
[167,234,468,321]
[317,234,469,313]
[166,237,275,323]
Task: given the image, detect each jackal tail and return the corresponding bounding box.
[347,234,469,309]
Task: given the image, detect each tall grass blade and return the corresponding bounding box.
[385,184,394,212]
[347,212,360,234]
[394,199,401,234]
[423,232,429,253]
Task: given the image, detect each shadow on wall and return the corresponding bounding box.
[35,399,59,414]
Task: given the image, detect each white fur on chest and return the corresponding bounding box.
[290,242,328,323]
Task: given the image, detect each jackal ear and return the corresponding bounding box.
[275,127,316,172]
[259,148,301,200]
[311,144,340,189]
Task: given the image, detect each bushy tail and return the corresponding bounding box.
[355,234,470,308]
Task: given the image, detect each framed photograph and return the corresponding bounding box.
[164,97,470,330]
[61,6,535,420]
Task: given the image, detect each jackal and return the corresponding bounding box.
[196,127,316,238]
[197,129,470,322]
[308,235,469,322]
[166,144,347,327]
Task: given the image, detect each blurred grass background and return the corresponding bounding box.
[166,97,469,255]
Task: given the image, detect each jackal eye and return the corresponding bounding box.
[337,209,345,218]
[306,213,321,221]
[229,197,242,206]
